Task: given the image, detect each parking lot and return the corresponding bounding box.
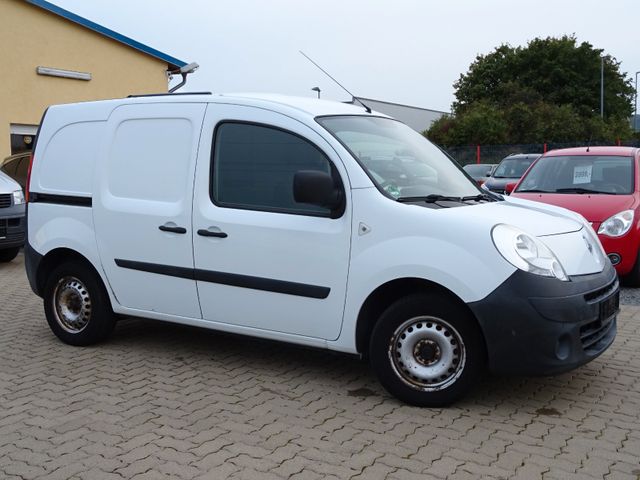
[1,254,639,480]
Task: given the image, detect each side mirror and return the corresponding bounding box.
[505,182,517,194]
[293,170,342,211]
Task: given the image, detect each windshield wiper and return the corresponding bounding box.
[397,194,463,203]
[555,187,616,195]
[461,193,497,202]
[515,189,554,193]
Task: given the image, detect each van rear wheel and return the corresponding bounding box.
[369,293,485,407]
[43,261,115,346]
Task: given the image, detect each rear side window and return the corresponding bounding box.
[211,122,339,216]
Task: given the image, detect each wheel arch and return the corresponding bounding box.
[355,277,487,356]
[36,248,106,297]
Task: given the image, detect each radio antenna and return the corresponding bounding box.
[299,51,371,113]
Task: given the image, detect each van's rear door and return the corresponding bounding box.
[93,103,206,318]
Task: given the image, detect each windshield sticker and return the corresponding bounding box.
[573,165,592,184]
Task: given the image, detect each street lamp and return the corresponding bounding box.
[168,62,199,93]
[635,71,640,133]
[311,86,321,99]
[600,55,604,119]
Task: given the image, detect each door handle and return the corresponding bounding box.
[159,225,187,234]
[197,229,228,238]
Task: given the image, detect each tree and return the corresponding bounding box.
[427,36,635,145]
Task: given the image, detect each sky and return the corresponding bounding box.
[51,0,640,113]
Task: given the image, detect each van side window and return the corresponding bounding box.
[211,122,339,215]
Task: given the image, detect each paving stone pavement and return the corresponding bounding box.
[1,254,640,480]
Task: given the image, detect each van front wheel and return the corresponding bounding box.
[369,293,485,407]
[43,261,115,346]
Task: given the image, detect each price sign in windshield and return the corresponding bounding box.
[573,165,592,185]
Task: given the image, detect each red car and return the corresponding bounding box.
[511,146,640,285]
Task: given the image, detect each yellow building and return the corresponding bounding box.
[0,0,189,157]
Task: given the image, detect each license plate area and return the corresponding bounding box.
[600,290,620,320]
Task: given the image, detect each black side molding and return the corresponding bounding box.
[114,259,330,299]
[29,192,92,207]
[115,259,194,280]
[195,269,328,298]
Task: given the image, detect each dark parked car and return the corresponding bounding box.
[0,170,25,262]
[463,163,497,186]
[1,152,31,191]
[483,153,540,194]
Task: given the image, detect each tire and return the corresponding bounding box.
[43,261,115,346]
[369,293,486,407]
[0,247,20,263]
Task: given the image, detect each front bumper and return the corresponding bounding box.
[0,204,25,249]
[468,262,618,376]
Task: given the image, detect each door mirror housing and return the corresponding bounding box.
[505,182,518,194]
[293,170,343,213]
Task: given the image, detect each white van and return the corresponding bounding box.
[26,93,618,406]
[0,169,25,262]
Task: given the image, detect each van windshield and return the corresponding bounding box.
[317,116,481,200]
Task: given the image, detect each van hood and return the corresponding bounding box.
[0,171,20,193]
[428,197,603,275]
[511,192,635,223]
[438,197,583,237]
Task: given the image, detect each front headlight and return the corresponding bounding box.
[492,224,568,281]
[597,210,633,237]
[12,190,24,205]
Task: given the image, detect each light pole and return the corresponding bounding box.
[311,86,321,99]
[601,55,604,119]
[635,71,639,133]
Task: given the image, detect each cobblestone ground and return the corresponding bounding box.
[1,254,640,480]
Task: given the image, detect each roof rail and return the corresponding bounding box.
[127,92,212,98]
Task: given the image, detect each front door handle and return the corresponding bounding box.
[159,225,187,234]
[197,229,228,238]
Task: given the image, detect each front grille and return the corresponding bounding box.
[584,278,618,303]
[580,315,615,353]
[580,279,619,353]
[0,194,11,208]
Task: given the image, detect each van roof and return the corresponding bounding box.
[47,92,384,120]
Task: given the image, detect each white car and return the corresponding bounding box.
[0,169,25,262]
[25,93,618,406]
